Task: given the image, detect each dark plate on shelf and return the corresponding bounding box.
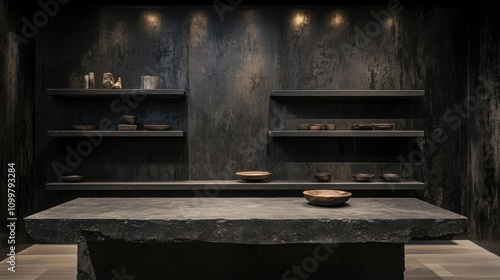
[71,125,98,130]
[297,124,309,130]
[60,175,85,182]
[351,123,374,130]
[236,171,272,182]
[351,173,375,182]
[371,123,395,130]
[118,124,137,131]
[303,190,351,206]
[144,124,171,131]
[379,173,400,182]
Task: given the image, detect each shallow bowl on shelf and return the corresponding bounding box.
[309,125,321,130]
[313,172,331,182]
[351,123,374,130]
[71,125,98,130]
[144,124,171,131]
[311,124,326,130]
[371,123,395,130]
[303,190,352,206]
[236,171,272,182]
[118,124,137,131]
[351,173,375,182]
[60,175,85,182]
[379,173,400,182]
[297,124,310,130]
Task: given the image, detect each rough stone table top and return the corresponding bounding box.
[25,197,467,244]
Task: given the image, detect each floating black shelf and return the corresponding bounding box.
[269,130,425,137]
[46,180,425,191]
[47,89,186,98]
[271,90,425,99]
[47,130,186,137]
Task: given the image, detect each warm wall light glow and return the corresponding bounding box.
[142,11,161,33]
[386,17,395,28]
[190,11,208,48]
[330,12,344,26]
[293,11,310,28]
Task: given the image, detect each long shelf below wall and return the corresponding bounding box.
[46,180,425,191]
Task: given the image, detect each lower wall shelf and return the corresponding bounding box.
[46,180,425,191]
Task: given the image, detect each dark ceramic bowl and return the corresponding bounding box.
[60,175,85,182]
[379,173,400,182]
[313,172,331,182]
[297,124,310,130]
[303,190,352,206]
[351,173,375,182]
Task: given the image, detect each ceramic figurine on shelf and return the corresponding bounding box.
[83,74,90,89]
[89,72,95,89]
[102,73,114,89]
[112,77,122,89]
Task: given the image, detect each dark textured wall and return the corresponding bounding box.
[35,3,500,255]
[0,0,35,257]
[467,4,500,256]
[410,8,469,218]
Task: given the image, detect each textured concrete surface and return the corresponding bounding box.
[467,4,500,256]
[25,197,466,244]
[0,0,36,257]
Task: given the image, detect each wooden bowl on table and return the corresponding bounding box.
[303,190,352,206]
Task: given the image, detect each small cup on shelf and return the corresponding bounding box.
[311,124,326,130]
[122,115,137,125]
[326,124,336,130]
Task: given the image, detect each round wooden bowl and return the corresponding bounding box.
[303,190,352,206]
[235,171,272,182]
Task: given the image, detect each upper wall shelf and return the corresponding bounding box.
[270,90,425,99]
[47,89,187,98]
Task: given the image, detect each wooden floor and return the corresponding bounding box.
[1,240,499,279]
